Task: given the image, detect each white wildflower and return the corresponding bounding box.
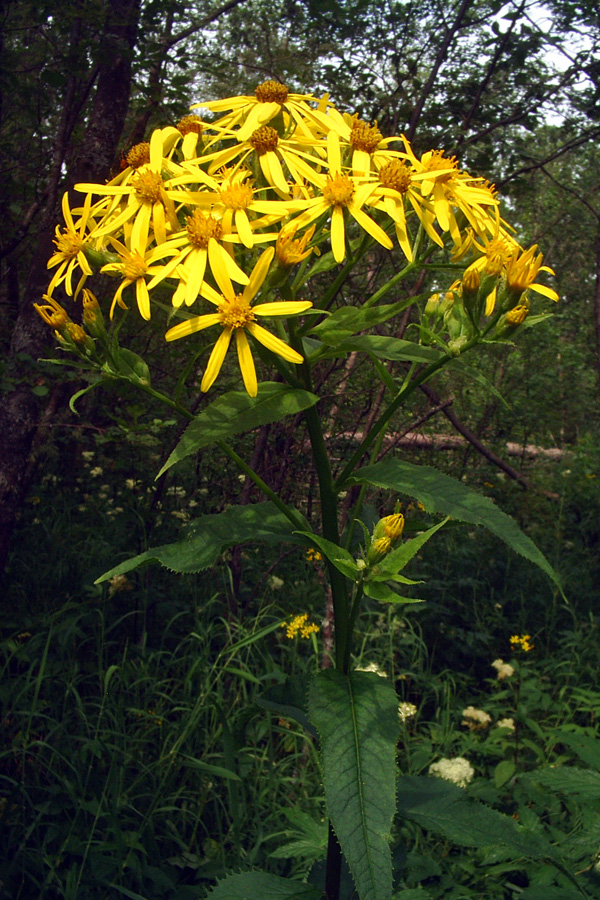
[356,662,388,677]
[429,757,474,788]
[497,718,516,732]
[268,575,285,590]
[89,466,103,477]
[398,702,417,720]
[462,706,492,730]
[491,658,515,680]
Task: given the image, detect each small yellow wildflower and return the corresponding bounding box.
[510,634,534,652]
[306,547,323,562]
[281,613,319,639]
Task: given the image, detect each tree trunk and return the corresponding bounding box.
[0,0,141,579]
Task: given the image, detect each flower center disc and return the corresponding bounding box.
[219,295,255,329]
[122,252,148,281]
[133,169,163,203]
[378,160,412,193]
[177,115,204,136]
[126,143,151,169]
[220,181,254,210]
[249,126,279,155]
[255,80,289,104]
[186,211,223,247]
[55,229,85,259]
[323,174,355,207]
[350,120,383,154]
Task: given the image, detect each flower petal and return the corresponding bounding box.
[236,329,257,396]
[201,328,232,392]
[165,313,221,341]
[253,300,312,316]
[247,322,304,363]
[243,246,275,304]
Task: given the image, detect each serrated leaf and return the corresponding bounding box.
[309,670,399,900]
[158,383,319,477]
[95,502,309,582]
[524,766,600,799]
[396,776,554,859]
[207,871,323,899]
[350,459,562,594]
[553,732,600,770]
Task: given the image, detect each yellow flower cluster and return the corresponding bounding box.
[510,634,535,652]
[40,81,558,395]
[281,613,320,640]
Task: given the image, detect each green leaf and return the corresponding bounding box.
[157,383,319,477]
[337,335,443,365]
[207,871,323,899]
[494,759,517,788]
[308,302,408,346]
[350,459,562,594]
[367,519,448,582]
[309,670,399,900]
[396,776,554,858]
[362,582,423,604]
[257,674,316,738]
[69,380,101,414]
[524,766,600,799]
[178,755,241,781]
[295,531,360,580]
[553,732,600,770]
[107,346,151,386]
[95,502,309,582]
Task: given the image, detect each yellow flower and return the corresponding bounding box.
[196,80,322,143]
[100,238,181,319]
[76,129,187,254]
[276,224,316,266]
[381,512,405,541]
[281,612,320,639]
[202,122,325,196]
[365,158,436,260]
[34,294,71,335]
[47,192,95,298]
[400,136,498,244]
[510,633,534,652]
[505,245,558,303]
[284,131,393,263]
[165,247,312,396]
[146,209,251,308]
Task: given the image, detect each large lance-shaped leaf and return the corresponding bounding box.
[207,871,323,900]
[157,382,319,477]
[350,459,562,594]
[309,670,399,900]
[95,502,309,582]
[396,776,556,859]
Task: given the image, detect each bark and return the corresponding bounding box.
[0,0,141,579]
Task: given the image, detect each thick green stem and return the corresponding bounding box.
[302,398,349,671]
